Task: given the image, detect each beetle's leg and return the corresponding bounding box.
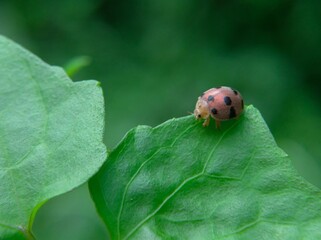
[203,117,210,127]
[215,120,221,129]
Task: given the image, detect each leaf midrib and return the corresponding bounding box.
[121,119,241,239]
[116,120,199,239]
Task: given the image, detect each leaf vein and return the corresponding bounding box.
[117,121,199,239]
[124,121,239,239]
[124,173,203,240]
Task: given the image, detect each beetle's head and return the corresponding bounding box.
[194,97,210,120]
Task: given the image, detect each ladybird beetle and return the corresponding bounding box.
[194,86,244,128]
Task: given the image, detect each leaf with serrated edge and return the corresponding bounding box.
[90,105,321,240]
[0,35,107,238]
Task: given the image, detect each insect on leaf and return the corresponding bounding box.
[90,105,321,240]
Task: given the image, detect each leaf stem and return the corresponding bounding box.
[19,226,36,240]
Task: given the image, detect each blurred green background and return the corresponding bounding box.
[1,0,321,239]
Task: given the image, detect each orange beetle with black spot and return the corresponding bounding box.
[194,86,244,128]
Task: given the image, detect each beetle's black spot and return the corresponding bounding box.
[211,108,218,115]
[216,86,222,89]
[201,92,205,97]
[241,99,244,109]
[207,95,214,102]
[224,96,232,106]
[229,107,236,119]
[233,89,238,95]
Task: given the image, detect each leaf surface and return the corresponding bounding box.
[0,36,107,238]
[90,105,321,240]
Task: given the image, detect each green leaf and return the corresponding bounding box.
[90,105,321,239]
[0,35,107,239]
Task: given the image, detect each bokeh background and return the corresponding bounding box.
[1,1,321,239]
